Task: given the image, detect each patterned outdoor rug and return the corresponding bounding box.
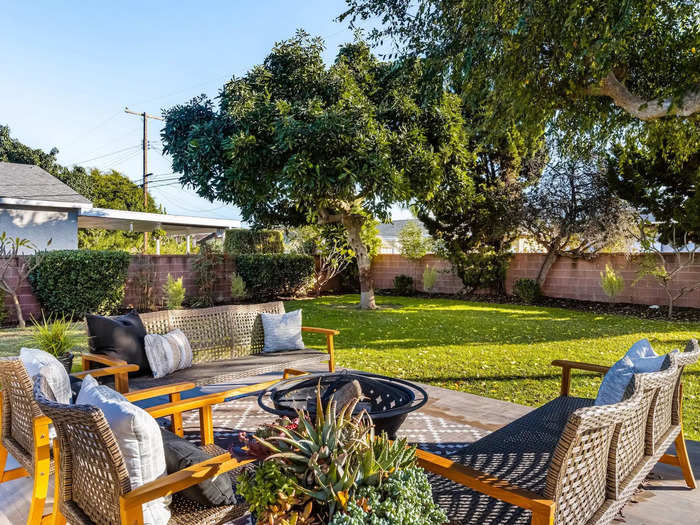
[165,395,491,456]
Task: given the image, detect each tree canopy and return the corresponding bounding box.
[162,31,471,308]
[342,0,700,140]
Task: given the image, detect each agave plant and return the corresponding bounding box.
[252,386,417,515]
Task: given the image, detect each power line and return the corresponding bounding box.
[77,145,140,164]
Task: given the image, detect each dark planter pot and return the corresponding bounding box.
[56,352,74,374]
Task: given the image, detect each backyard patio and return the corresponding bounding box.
[0,366,696,525]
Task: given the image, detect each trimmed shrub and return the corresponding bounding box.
[236,254,314,299]
[394,274,415,296]
[224,228,284,255]
[29,250,130,317]
[513,278,541,303]
[163,274,186,310]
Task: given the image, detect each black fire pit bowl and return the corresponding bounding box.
[258,371,428,439]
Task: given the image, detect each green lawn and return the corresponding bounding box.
[0,295,698,439]
[287,295,700,440]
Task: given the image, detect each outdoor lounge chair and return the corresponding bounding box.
[32,377,258,525]
[0,357,138,525]
[417,340,699,525]
[83,302,339,392]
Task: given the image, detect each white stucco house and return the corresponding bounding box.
[0,161,240,253]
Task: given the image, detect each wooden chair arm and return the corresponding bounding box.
[71,364,139,380]
[81,352,126,369]
[120,453,255,509]
[415,448,556,522]
[551,359,610,396]
[124,383,196,403]
[302,326,340,335]
[145,378,283,420]
[302,326,338,372]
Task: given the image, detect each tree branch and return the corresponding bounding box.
[585,72,700,120]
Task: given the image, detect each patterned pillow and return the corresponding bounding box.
[76,375,170,524]
[20,347,72,405]
[144,329,193,378]
[261,309,305,353]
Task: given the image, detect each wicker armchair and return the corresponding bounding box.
[33,378,257,525]
[0,357,138,525]
[83,302,339,392]
[418,340,698,525]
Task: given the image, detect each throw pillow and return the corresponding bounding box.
[261,309,305,353]
[20,347,72,405]
[160,428,237,506]
[76,375,170,524]
[86,310,151,376]
[144,329,193,379]
[595,338,674,405]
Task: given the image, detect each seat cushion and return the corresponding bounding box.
[160,429,238,506]
[428,396,593,524]
[86,310,151,376]
[76,375,170,525]
[127,349,327,390]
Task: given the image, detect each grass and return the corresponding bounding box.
[0,295,697,439]
[286,294,700,440]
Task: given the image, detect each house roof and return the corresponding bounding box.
[0,161,93,208]
[376,219,429,240]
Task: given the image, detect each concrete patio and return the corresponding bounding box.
[0,368,697,524]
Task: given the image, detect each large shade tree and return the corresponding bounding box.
[161,32,469,308]
[342,0,700,140]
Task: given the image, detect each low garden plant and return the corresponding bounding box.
[237,390,445,525]
[422,265,438,293]
[163,274,186,309]
[230,272,247,301]
[600,264,624,300]
[393,274,414,296]
[513,278,541,303]
[29,314,81,371]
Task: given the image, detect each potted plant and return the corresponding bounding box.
[237,390,446,524]
[29,315,80,373]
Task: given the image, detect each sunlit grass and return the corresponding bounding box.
[288,294,700,440]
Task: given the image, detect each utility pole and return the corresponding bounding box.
[125,107,164,253]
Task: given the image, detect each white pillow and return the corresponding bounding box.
[144,329,193,379]
[20,347,72,405]
[76,375,170,524]
[261,310,305,353]
[595,339,673,405]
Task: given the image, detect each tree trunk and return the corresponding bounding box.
[666,289,674,320]
[342,214,376,310]
[11,292,25,329]
[536,247,559,288]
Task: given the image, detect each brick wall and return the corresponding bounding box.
[4,252,700,325]
[371,253,700,308]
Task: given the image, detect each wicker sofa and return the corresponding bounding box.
[417,340,699,525]
[83,302,338,393]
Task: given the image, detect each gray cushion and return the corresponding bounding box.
[20,347,72,405]
[160,428,237,506]
[261,310,304,353]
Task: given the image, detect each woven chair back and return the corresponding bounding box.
[33,378,130,525]
[544,390,640,524]
[139,302,285,362]
[646,339,699,454]
[608,361,678,498]
[0,358,42,468]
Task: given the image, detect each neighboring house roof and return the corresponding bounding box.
[376,219,429,240]
[78,208,241,234]
[0,161,93,209]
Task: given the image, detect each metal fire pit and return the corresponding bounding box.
[257,371,428,439]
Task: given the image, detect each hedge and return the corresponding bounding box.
[29,250,131,317]
[236,254,314,299]
[224,228,284,255]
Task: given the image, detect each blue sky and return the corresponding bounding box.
[0,1,411,221]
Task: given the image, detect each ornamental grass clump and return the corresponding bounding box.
[237,387,445,525]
